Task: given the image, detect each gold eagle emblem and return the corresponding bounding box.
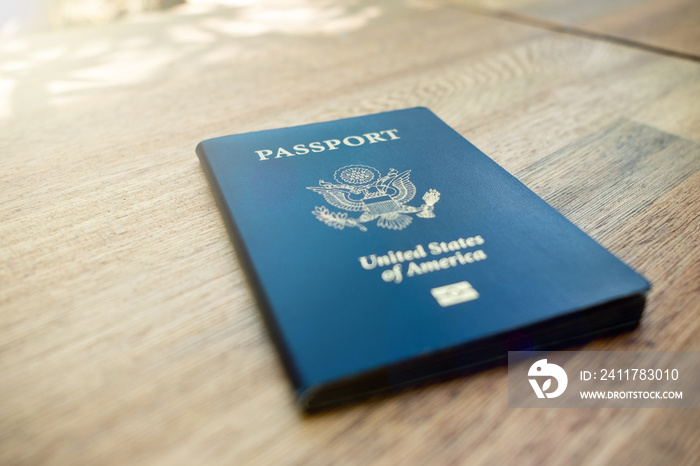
[307,164,440,231]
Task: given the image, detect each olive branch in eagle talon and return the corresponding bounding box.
[311,206,368,232]
[307,164,440,232]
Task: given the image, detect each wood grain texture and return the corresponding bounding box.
[1,1,699,464]
[449,0,700,58]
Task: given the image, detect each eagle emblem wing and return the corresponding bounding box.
[386,170,416,205]
[306,186,365,212]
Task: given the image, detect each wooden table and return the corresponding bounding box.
[1,1,698,464]
[450,0,700,59]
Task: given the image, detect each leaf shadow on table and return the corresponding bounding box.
[0,0,388,122]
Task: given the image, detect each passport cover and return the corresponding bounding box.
[196,107,650,411]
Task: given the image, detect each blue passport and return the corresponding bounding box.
[196,107,649,411]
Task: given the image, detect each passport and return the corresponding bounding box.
[196,107,650,411]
